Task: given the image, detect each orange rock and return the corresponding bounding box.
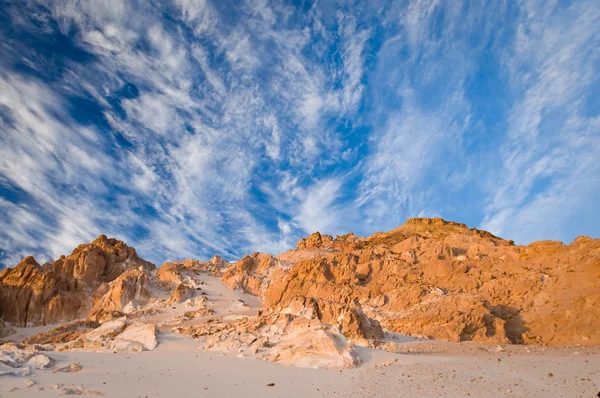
[0,236,154,326]
[256,218,600,346]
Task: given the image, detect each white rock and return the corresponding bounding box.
[26,353,54,369]
[111,323,158,352]
[109,339,144,353]
[83,318,127,343]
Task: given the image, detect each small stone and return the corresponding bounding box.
[266,383,275,387]
[26,379,36,387]
[548,372,553,377]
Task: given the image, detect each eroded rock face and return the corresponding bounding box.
[221,253,289,297]
[2,217,599,352]
[167,284,195,305]
[260,218,600,346]
[275,296,384,346]
[87,269,152,322]
[378,291,508,343]
[157,257,226,286]
[0,236,155,327]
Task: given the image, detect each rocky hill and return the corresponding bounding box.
[1,218,598,355]
[224,218,600,346]
[0,235,154,327]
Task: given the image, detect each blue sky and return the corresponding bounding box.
[0,0,598,268]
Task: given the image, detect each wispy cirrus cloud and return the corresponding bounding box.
[0,0,598,268]
[481,0,600,242]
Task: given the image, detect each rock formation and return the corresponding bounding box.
[0,235,154,326]
[0,342,54,373]
[174,310,359,369]
[87,269,153,322]
[1,215,598,373]
[157,256,226,285]
[255,218,600,346]
[23,318,158,354]
[221,252,289,297]
[274,296,384,346]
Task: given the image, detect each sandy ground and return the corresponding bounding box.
[2,276,599,397]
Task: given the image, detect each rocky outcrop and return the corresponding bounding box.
[295,232,334,250]
[275,296,383,346]
[157,256,226,286]
[379,291,508,343]
[25,318,158,354]
[0,236,155,326]
[167,284,195,305]
[174,312,358,369]
[22,320,100,345]
[267,317,358,369]
[109,323,158,353]
[2,217,599,353]
[260,218,600,346]
[87,269,152,322]
[221,253,289,297]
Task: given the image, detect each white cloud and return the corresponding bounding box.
[1,0,597,269]
[482,0,600,243]
[295,178,343,234]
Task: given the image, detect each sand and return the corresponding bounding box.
[2,333,599,397]
[1,276,599,397]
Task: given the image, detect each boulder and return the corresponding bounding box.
[26,353,54,369]
[268,318,358,369]
[0,343,54,370]
[110,323,157,352]
[81,318,127,344]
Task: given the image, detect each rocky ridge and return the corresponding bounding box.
[0,218,598,370]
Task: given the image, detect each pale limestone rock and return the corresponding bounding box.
[267,318,358,369]
[110,323,157,352]
[26,353,54,369]
[0,343,53,370]
[167,284,195,305]
[82,318,127,344]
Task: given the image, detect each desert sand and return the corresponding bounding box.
[2,332,599,397]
